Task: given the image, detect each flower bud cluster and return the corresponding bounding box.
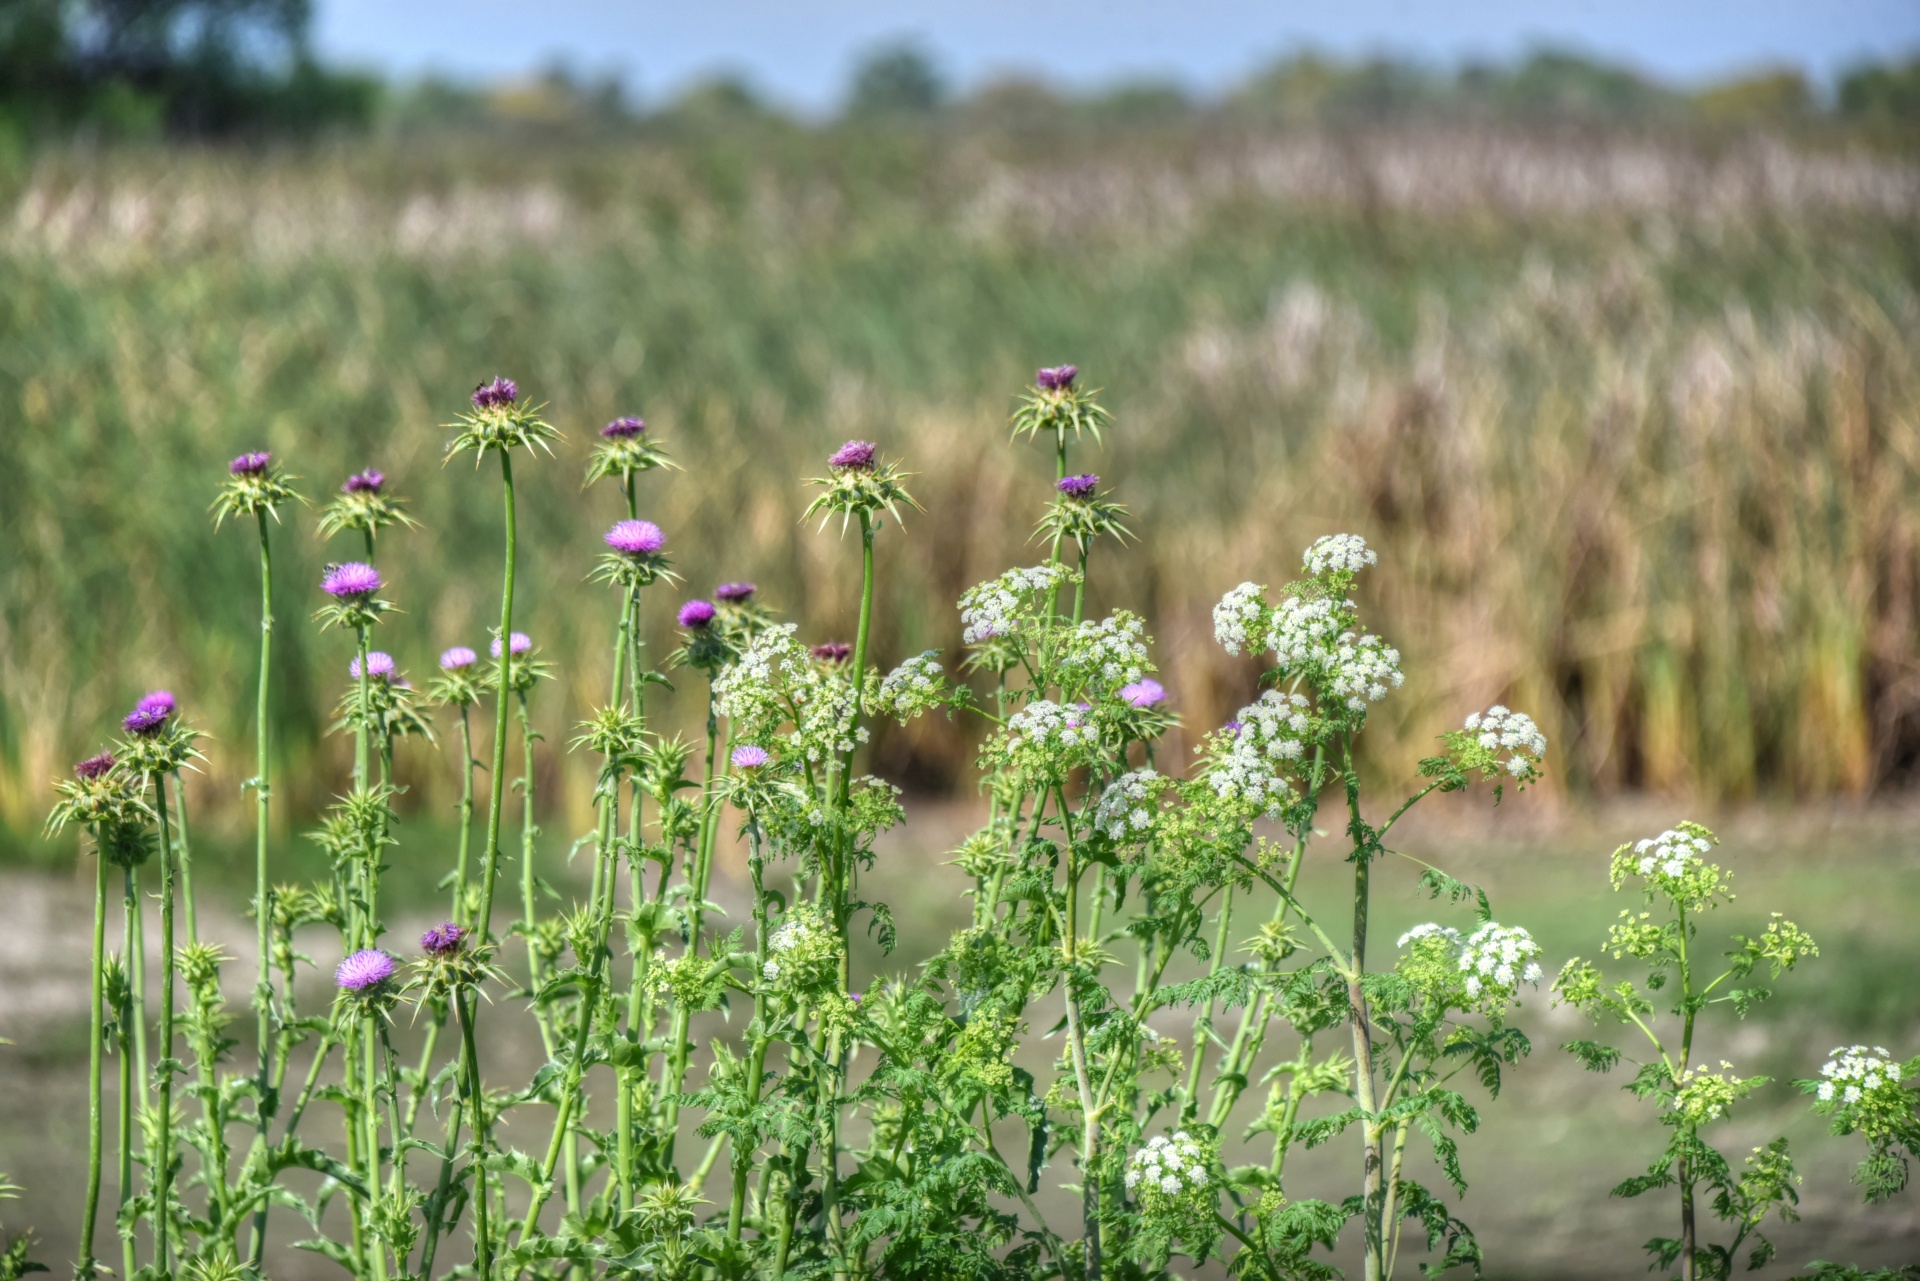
[761,905,842,993]
[991,698,1105,782]
[1610,822,1730,905]
[1670,1062,1759,1126]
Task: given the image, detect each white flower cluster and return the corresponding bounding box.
[1817,1045,1899,1106]
[1005,699,1098,752]
[1463,705,1548,778]
[1397,922,1463,950]
[1057,612,1149,699]
[1125,1132,1212,1197]
[1634,829,1713,880]
[1457,922,1545,1007]
[960,564,1069,646]
[1094,769,1161,843]
[1212,581,1268,656]
[714,623,805,727]
[1302,532,1377,577]
[714,624,870,764]
[1269,595,1404,713]
[1205,691,1308,820]
[872,650,948,722]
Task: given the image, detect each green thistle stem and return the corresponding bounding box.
[727,819,771,1241]
[247,496,276,1265]
[457,988,492,1281]
[477,450,517,942]
[455,705,476,923]
[117,866,138,1281]
[151,775,178,1273]
[80,836,107,1278]
[363,1012,388,1281]
[465,448,519,1281]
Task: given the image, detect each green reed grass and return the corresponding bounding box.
[2,128,1919,846]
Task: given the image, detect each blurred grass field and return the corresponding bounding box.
[2,117,1920,858]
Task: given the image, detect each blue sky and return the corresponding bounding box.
[313,0,1920,112]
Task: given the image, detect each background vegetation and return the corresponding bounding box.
[4,1,1920,854]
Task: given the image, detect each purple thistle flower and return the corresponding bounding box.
[342,469,385,494]
[829,440,877,470]
[490,633,532,658]
[1036,365,1078,392]
[1057,473,1100,499]
[349,652,396,680]
[730,744,771,769]
[1120,679,1166,709]
[678,600,716,629]
[715,581,757,603]
[123,704,169,737]
[440,646,478,671]
[1223,720,1243,736]
[605,520,666,556]
[75,752,116,780]
[471,376,518,409]
[136,690,177,720]
[322,562,382,600]
[602,416,646,439]
[811,642,851,662]
[229,451,271,476]
[421,922,467,955]
[335,948,396,992]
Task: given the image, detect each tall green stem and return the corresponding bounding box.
[464,449,518,1281]
[477,450,517,942]
[151,776,178,1273]
[80,840,107,1278]
[117,866,138,1281]
[458,990,492,1281]
[248,495,277,1266]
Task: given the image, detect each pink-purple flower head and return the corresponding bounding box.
[1057,473,1099,499]
[349,652,396,681]
[471,376,518,410]
[75,751,116,780]
[490,632,533,658]
[421,922,467,955]
[440,646,478,671]
[335,948,397,992]
[730,744,771,770]
[605,519,666,556]
[322,562,383,601]
[342,469,385,494]
[602,416,646,439]
[829,440,877,471]
[715,581,757,604]
[811,641,851,663]
[678,600,716,629]
[123,692,173,737]
[1120,679,1166,709]
[230,451,272,476]
[1036,365,1078,392]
